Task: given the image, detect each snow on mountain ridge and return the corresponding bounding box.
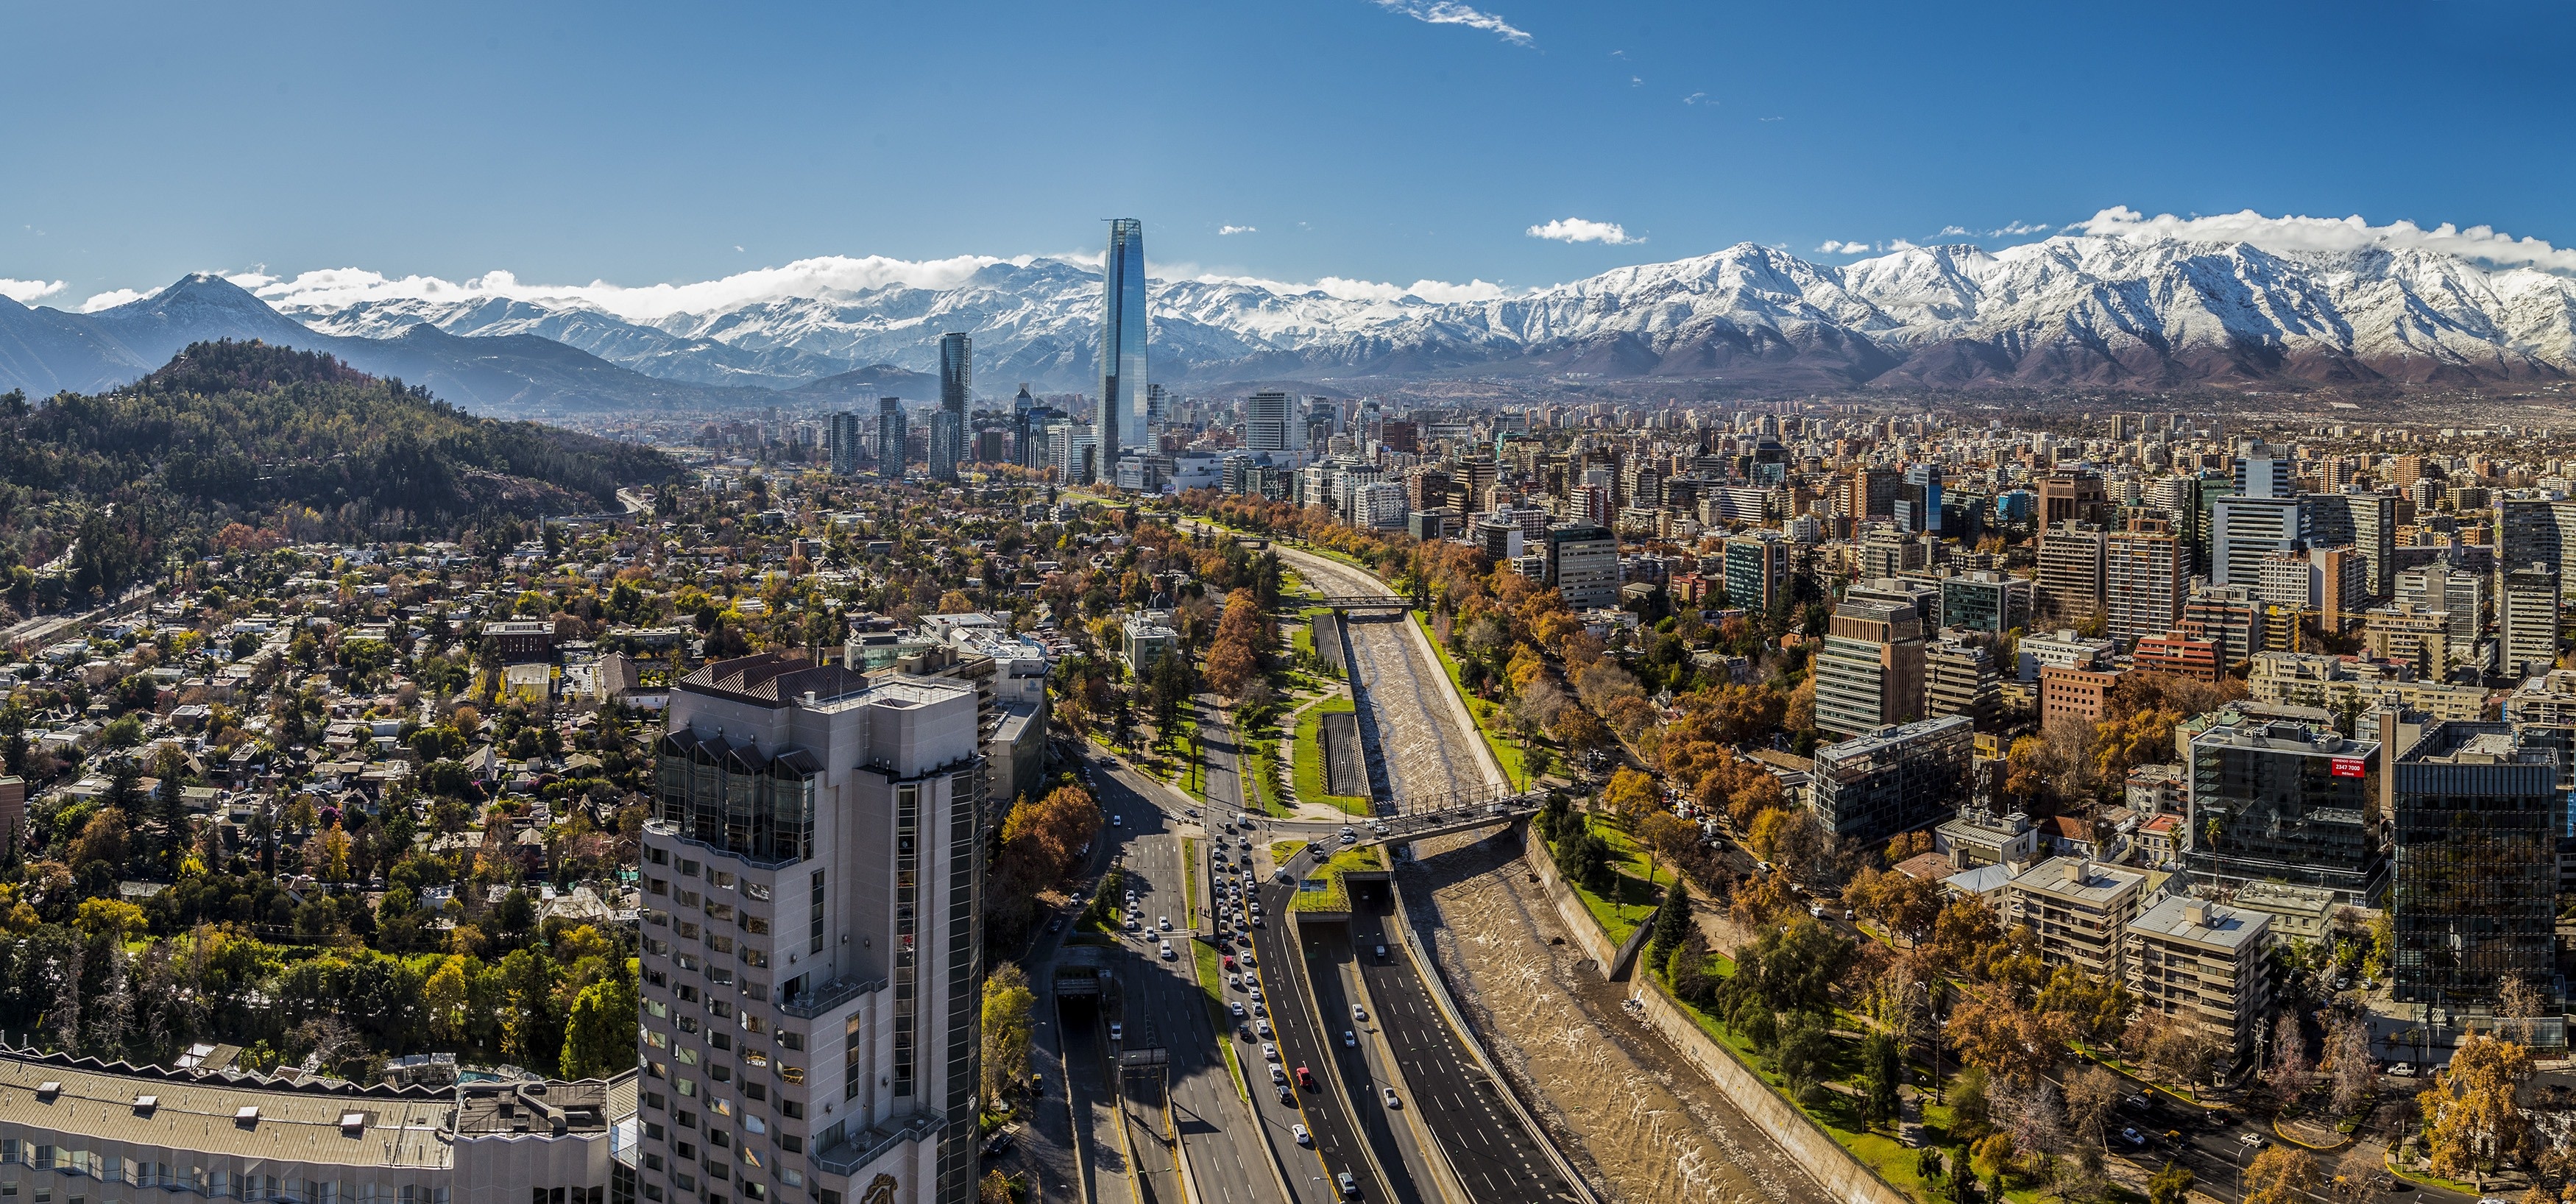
[249,233,2576,391]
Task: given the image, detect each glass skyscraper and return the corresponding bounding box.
[935,332,970,478]
[1099,217,1148,458]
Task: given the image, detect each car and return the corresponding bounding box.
[1808,903,1826,918]
[1228,973,1242,989]
[1159,942,1176,960]
[1242,952,1256,968]
[1125,917,1139,931]
[1231,1001,1246,1018]
[1239,1024,1254,1041]
[1158,916,1171,931]
[1374,944,1388,959]
[1263,1043,1281,1061]
[1339,825,1356,838]
[1278,1086,1296,1105]
[983,1130,1014,1158]
[2237,1133,2269,1149]
[1295,1066,1315,1090]
[1843,909,1856,922]
[1108,1022,1123,1041]
[1249,986,1264,1002]
[1186,808,1200,818]
[1253,1001,1267,1016]
[1337,1172,1360,1198]
[1111,815,1122,826]
[1293,1124,1312,1146]
[1252,916,1264,928]
[2120,1127,2146,1147]
[1340,832,1357,844]
[1257,1019,1273,1038]
[1756,860,1775,875]
[2162,1130,2183,1144]
[2120,1094,2151,1112]
[1343,1030,1356,1047]
[2388,1062,2416,1077]
[1270,1065,1288,1085]
[1222,955,1236,971]
[2335,976,2353,991]
[1370,821,1390,835]
[1352,1005,1367,1021]
[1381,1087,1400,1109]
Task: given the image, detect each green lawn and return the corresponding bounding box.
[1241,721,1289,817]
[1290,695,1373,816]
[1289,845,1384,913]
[1411,613,1531,788]
[1545,817,1673,945]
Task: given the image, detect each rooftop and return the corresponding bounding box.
[2129,893,2268,952]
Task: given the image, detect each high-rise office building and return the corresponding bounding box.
[2390,722,2563,1012]
[647,654,988,1204]
[1814,599,1927,739]
[1544,524,1620,609]
[2104,517,2188,646]
[1723,531,1790,615]
[829,411,866,476]
[2499,562,2561,681]
[1923,637,1999,731]
[1098,218,1148,456]
[2185,715,2382,904]
[1938,570,2032,634]
[2398,559,2487,646]
[1897,463,1942,535]
[936,333,971,478]
[2211,495,2301,587]
[927,409,963,484]
[1242,389,1308,462]
[2233,439,2292,500]
[877,397,907,478]
[2301,489,2396,601]
[1809,715,1972,848]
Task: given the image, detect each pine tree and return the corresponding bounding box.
[1649,879,1693,963]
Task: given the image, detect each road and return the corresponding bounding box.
[1089,754,1290,1204]
[1350,887,1583,1204]
[1250,842,1418,1204]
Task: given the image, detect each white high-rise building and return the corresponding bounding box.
[2212,495,2300,587]
[1242,389,1309,466]
[644,654,987,1204]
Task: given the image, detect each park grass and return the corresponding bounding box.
[1546,815,1673,945]
[1290,694,1372,817]
[1411,612,1532,788]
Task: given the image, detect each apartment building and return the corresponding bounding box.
[2006,856,2154,980]
[2123,896,2272,1072]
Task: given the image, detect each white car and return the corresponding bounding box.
[1256,1019,1273,1038]
[1242,952,1255,968]
[1108,1022,1123,1041]
[1111,815,1122,826]
[1124,917,1139,931]
[1159,942,1176,960]
[1231,1001,1246,1018]
[1262,1043,1280,1061]
[1381,1087,1400,1109]
[1292,1123,1311,1146]
[1270,1065,1288,1085]
[1351,1005,1367,1022]
[1158,916,1171,931]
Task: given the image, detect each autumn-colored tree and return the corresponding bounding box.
[1726,768,1786,830]
[1785,674,1816,736]
[2092,706,2182,787]
[2003,736,2049,804]
[2419,1034,2535,1180]
[1204,589,1270,698]
[2034,964,2132,1047]
[2264,1010,2312,1105]
[1886,829,1933,862]
[1634,811,1699,867]
[2243,1145,2320,1204]
[1947,985,2073,1086]
[1602,767,1658,822]
[1747,807,1827,877]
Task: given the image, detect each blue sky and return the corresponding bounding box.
[6,0,2575,308]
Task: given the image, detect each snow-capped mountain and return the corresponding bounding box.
[13,232,2576,412]
[264,233,2576,394]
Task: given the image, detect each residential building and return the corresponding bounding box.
[649,654,989,1204]
[1242,390,1309,464]
[877,397,908,478]
[2039,665,2120,736]
[1724,531,1791,615]
[926,409,963,484]
[1813,600,1927,739]
[1936,804,2039,869]
[1545,524,1621,610]
[2037,521,2106,624]
[2182,584,2265,664]
[2104,517,2189,645]
[2185,715,2382,904]
[2039,473,2107,527]
[2244,651,2488,721]
[1808,715,1972,849]
[2133,632,2223,681]
[2363,603,2455,676]
[1098,218,1148,455]
[2007,855,2153,980]
[2126,763,2186,815]
[2303,489,2396,600]
[1120,615,1181,673]
[2499,562,2561,681]
[2124,896,2272,1071]
[828,411,866,476]
[2396,559,2485,645]
[1939,570,2033,634]
[486,620,558,664]
[1923,636,2000,731]
[2389,722,2563,1011]
[2017,628,2116,682]
[2229,880,2340,948]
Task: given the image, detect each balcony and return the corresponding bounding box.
[810,1112,942,1177]
[779,974,888,1020]
[645,821,803,871]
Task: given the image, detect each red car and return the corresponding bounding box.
[1222,955,1236,971]
[1295,1066,1316,1091]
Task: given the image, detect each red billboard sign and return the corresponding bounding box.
[2330,758,2367,778]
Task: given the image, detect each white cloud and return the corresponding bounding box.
[1934,226,1971,238]
[2073,206,2576,275]
[1527,217,1640,246]
[0,278,66,304]
[1989,221,2048,236]
[1815,241,1872,255]
[80,288,149,312]
[1683,92,1708,105]
[1369,0,1532,46]
[1218,225,1257,236]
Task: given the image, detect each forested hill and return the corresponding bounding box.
[0,340,677,612]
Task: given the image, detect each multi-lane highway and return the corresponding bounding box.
[1084,756,1289,1204]
[1250,841,1418,1204]
[1349,888,1582,1204]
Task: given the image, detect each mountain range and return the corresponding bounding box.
[10,233,2576,415]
